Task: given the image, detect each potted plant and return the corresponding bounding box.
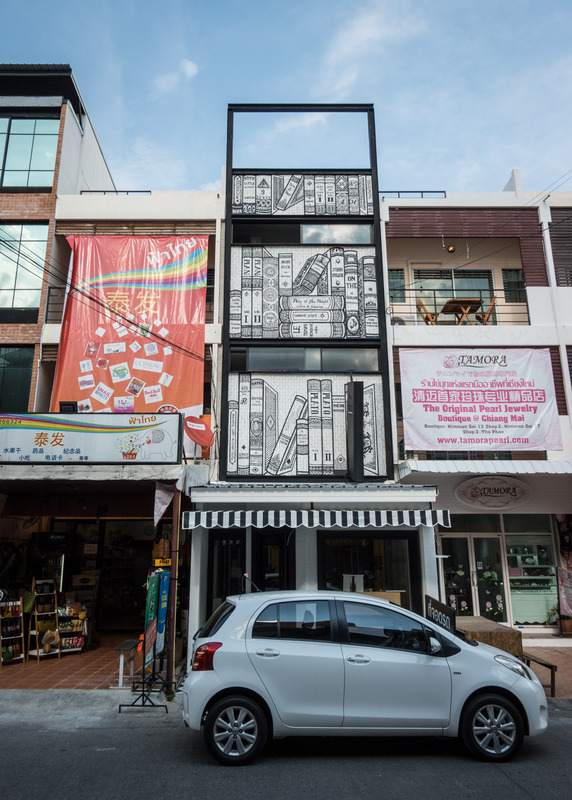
[545,606,559,626]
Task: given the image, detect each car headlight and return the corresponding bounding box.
[495,654,531,679]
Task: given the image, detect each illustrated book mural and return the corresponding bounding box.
[227,373,384,478]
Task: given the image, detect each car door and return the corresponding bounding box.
[339,600,452,729]
[245,599,344,727]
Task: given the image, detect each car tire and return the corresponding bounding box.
[461,693,524,762]
[203,695,268,766]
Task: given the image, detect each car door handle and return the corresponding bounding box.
[346,654,371,664]
[255,648,280,657]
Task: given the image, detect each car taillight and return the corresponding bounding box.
[192,642,222,671]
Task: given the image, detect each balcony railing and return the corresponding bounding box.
[389,289,530,326]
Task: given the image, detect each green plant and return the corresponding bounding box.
[546,606,559,625]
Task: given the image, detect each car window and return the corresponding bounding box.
[198,601,235,637]
[342,601,430,653]
[252,600,332,641]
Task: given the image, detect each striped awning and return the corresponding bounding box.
[182,509,450,530]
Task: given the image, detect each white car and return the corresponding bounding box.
[181,591,548,765]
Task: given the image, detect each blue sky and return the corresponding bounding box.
[2,0,572,194]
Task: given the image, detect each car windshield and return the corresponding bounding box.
[196,601,235,639]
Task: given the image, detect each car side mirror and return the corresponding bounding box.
[428,636,442,655]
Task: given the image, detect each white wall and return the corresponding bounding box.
[57,103,115,194]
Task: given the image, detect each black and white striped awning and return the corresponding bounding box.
[182,509,450,530]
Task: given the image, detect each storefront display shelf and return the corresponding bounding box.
[1,599,25,667]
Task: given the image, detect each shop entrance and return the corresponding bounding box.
[206,531,246,618]
[252,528,295,592]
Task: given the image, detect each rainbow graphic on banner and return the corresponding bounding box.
[0,414,167,434]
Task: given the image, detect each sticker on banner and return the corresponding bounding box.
[91,382,114,404]
[110,363,131,384]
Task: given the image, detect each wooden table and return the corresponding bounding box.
[455,615,523,660]
[440,297,482,325]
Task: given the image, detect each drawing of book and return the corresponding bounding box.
[267,394,306,475]
[275,174,302,211]
[251,247,263,338]
[237,374,251,474]
[348,174,360,215]
[256,175,272,214]
[227,399,239,473]
[249,378,264,474]
[279,309,345,323]
[292,252,330,295]
[329,247,345,295]
[332,393,347,475]
[321,379,334,475]
[262,256,280,338]
[303,175,316,215]
[317,258,330,295]
[335,175,349,215]
[277,401,307,475]
[241,247,253,337]
[307,378,322,475]
[365,174,373,214]
[272,175,285,209]
[280,322,345,338]
[325,175,336,215]
[290,177,305,209]
[278,253,293,297]
[344,250,360,337]
[358,175,368,215]
[232,175,243,214]
[362,255,379,336]
[242,175,256,214]
[296,417,309,474]
[263,382,278,472]
[363,383,378,475]
[229,290,242,337]
[315,175,326,214]
[279,295,345,311]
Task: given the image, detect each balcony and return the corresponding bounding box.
[389,289,529,327]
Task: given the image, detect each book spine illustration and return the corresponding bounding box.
[335,175,349,215]
[278,253,293,297]
[315,175,326,214]
[249,378,264,474]
[362,255,379,336]
[363,383,378,475]
[329,247,345,295]
[242,175,256,214]
[358,175,368,215]
[237,374,251,474]
[292,253,329,295]
[303,175,316,215]
[227,399,239,473]
[277,402,307,475]
[279,309,344,323]
[348,174,360,215]
[276,174,302,211]
[307,378,322,475]
[321,379,334,475]
[325,175,336,215]
[251,247,263,338]
[279,295,345,311]
[332,393,347,475]
[232,175,243,214]
[344,249,360,337]
[262,256,280,338]
[365,174,373,215]
[272,175,285,210]
[296,417,309,475]
[263,383,278,472]
[255,175,272,214]
[267,395,306,475]
[241,247,253,338]
[280,322,345,338]
[229,250,242,337]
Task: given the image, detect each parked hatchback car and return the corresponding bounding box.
[181,591,548,765]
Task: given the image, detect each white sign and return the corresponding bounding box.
[0,413,182,464]
[400,348,562,452]
[454,476,531,509]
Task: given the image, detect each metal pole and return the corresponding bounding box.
[165,484,181,695]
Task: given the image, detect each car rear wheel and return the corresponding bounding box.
[461,694,524,762]
[204,696,268,765]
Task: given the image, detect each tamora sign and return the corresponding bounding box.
[0,413,182,464]
[425,595,456,634]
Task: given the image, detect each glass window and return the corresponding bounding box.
[278,600,332,641]
[252,603,279,638]
[342,601,430,652]
[233,346,379,372]
[302,224,373,244]
[0,346,34,411]
[503,515,552,533]
[502,269,526,303]
[0,117,59,187]
[0,222,48,309]
[199,601,236,638]
[321,348,379,372]
[414,268,493,319]
[388,268,405,302]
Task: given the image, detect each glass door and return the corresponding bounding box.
[440,535,507,622]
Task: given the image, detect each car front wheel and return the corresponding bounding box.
[461,694,524,762]
[203,695,268,765]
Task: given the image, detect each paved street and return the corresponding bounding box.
[1,690,572,800]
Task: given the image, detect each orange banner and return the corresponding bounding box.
[50,235,208,453]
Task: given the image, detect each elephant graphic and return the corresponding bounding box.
[133,428,175,461]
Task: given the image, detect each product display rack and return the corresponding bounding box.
[28,578,61,661]
[1,598,25,667]
[507,542,557,625]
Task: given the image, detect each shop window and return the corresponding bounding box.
[232,222,372,245]
[447,515,500,533]
[0,346,34,411]
[230,346,379,372]
[388,268,406,302]
[502,269,526,303]
[503,515,552,533]
[0,117,59,188]
[0,222,48,313]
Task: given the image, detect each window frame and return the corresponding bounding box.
[0,116,59,189]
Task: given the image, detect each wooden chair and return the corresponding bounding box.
[475,296,496,325]
[416,299,439,325]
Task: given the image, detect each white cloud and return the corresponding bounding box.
[150,59,200,99]
[109,137,189,190]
